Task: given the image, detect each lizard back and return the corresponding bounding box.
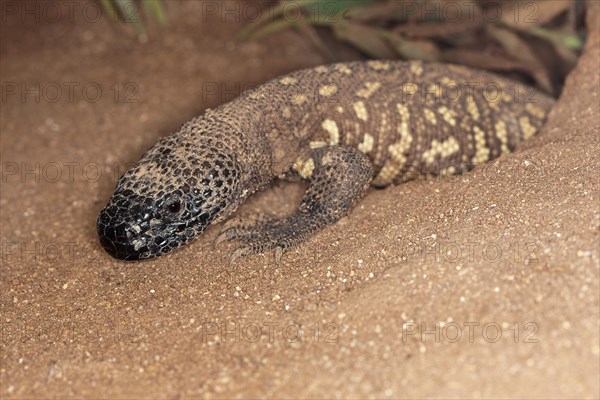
[223,60,554,186]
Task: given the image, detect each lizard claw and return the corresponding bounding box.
[216,215,291,265]
[213,230,231,248]
[221,217,243,231]
[274,246,284,266]
[229,247,252,266]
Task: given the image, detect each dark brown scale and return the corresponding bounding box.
[97,61,554,262]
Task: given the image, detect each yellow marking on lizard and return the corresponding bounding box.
[279,77,297,85]
[357,133,374,153]
[321,119,340,145]
[437,106,457,126]
[397,121,411,139]
[466,95,480,121]
[291,93,307,105]
[459,114,471,131]
[388,143,408,165]
[397,103,410,120]
[519,116,537,139]
[335,64,353,75]
[357,82,382,99]
[410,61,423,76]
[309,140,327,149]
[319,84,338,97]
[388,121,413,163]
[353,101,368,121]
[495,120,510,154]
[293,157,315,179]
[441,76,457,86]
[336,106,344,114]
[422,137,460,165]
[367,60,390,71]
[248,91,262,100]
[373,163,399,186]
[282,107,292,119]
[294,126,310,139]
[379,109,390,128]
[314,65,329,74]
[424,108,437,125]
[321,152,334,166]
[525,103,546,119]
[372,118,413,186]
[472,126,490,164]
[441,166,457,176]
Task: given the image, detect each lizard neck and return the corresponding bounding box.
[215,92,310,179]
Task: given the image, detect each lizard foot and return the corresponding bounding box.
[216,146,373,264]
[215,212,321,265]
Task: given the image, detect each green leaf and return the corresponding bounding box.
[143,0,167,26]
[528,26,583,50]
[238,0,373,41]
[114,0,146,38]
[99,0,120,22]
[245,18,299,41]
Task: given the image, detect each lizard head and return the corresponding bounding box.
[97,131,243,260]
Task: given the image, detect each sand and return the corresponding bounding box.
[1,1,598,398]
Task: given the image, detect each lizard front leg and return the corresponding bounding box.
[216,145,374,264]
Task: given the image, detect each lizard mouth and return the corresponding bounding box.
[96,186,222,260]
[97,203,193,260]
[97,209,152,260]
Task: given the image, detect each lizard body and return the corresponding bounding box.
[97,61,554,261]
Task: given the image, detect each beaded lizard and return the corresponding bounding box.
[97,60,554,262]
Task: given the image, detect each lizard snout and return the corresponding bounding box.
[97,205,152,260]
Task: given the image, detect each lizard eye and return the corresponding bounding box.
[165,199,181,213]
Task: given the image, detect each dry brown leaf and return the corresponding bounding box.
[486,25,553,92]
[333,22,396,59]
[296,21,336,62]
[345,0,403,23]
[391,0,484,38]
[500,0,570,30]
[443,48,530,71]
[386,34,441,61]
[393,18,484,38]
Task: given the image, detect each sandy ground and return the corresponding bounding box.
[1,1,599,398]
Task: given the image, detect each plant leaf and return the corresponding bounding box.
[99,0,120,23]
[114,0,146,38]
[486,25,553,92]
[384,32,440,61]
[143,0,168,26]
[333,22,396,59]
